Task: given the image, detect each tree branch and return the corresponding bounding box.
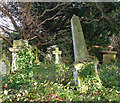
[0,35,13,46]
[96,3,120,30]
[0,2,20,32]
[0,26,13,39]
[39,3,67,18]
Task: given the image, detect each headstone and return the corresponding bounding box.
[71,15,89,90]
[0,38,10,102]
[71,15,101,92]
[71,14,89,62]
[46,45,57,61]
[9,39,28,72]
[53,47,62,64]
[0,53,10,75]
[0,53,10,101]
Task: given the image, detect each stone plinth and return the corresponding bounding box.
[101,51,117,64]
[73,61,102,93]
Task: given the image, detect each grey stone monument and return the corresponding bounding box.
[71,14,89,62]
[71,15,89,91]
[71,15,102,92]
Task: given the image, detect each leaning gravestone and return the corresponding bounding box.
[9,39,28,72]
[71,15,89,62]
[71,15,101,92]
[71,15,89,91]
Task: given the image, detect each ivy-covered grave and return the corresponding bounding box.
[1,40,120,102]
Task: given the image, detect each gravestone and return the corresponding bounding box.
[0,38,10,101]
[9,39,28,72]
[0,54,10,75]
[71,15,89,91]
[71,15,101,92]
[71,14,89,62]
[53,47,62,64]
[46,45,57,61]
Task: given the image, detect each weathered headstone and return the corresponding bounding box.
[71,15,101,92]
[9,39,28,72]
[46,45,57,61]
[71,14,89,62]
[53,47,62,64]
[71,15,89,90]
[0,38,10,101]
[0,54,10,75]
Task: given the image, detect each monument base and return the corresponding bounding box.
[101,51,117,64]
[73,61,102,93]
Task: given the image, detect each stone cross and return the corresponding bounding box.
[9,39,28,72]
[53,47,62,64]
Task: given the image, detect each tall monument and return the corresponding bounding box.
[71,14,89,62]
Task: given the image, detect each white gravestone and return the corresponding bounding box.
[53,47,62,64]
[47,45,57,61]
[0,61,7,75]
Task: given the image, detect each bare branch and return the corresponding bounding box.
[0,26,13,39]
[39,3,67,18]
[0,3,20,32]
[0,34,13,46]
[96,3,120,30]
[39,2,71,27]
[0,24,16,32]
[40,34,57,45]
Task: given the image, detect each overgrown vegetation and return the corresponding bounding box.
[1,45,119,102]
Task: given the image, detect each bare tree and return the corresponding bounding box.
[0,2,70,47]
